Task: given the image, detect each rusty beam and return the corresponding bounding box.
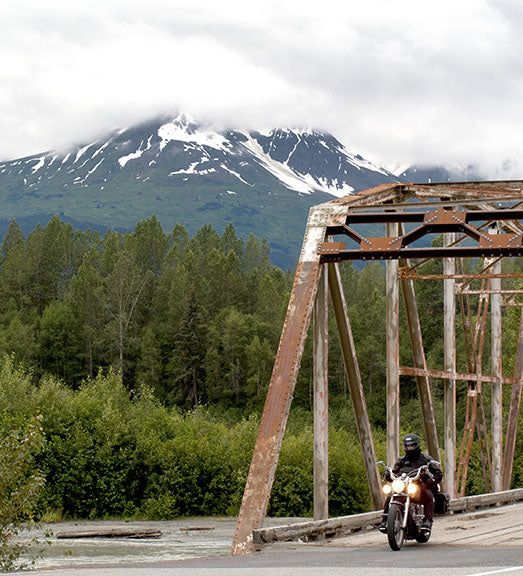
[231,207,327,555]
[457,269,488,496]
[386,222,400,465]
[404,182,523,197]
[399,236,499,277]
[444,233,457,497]
[336,208,523,225]
[490,239,503,492]
[320,245,523,262]
[400,256,440,461]
[231,259,321,555]
[327,262,383,510]
[400,272,523,281]
[457,289,523,295]
[502,308,523,490]
[457,387,479,497]
[348,196,523,211]
[313,266,329,521]
[399,368,516,386]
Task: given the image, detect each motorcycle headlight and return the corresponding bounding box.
[391,479,405,493]
[383,484,392,495]
[407,482,418,495]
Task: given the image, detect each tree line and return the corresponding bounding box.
[0,215,409,413]
[1,215,520,414]
[0,216,291,408]
[0,215,521,532]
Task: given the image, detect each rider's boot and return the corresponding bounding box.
[420,518,433,533]
[378,514,387,533]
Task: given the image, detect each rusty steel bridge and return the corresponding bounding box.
[231,181,523,555]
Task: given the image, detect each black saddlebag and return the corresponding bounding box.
[434,492,450,515]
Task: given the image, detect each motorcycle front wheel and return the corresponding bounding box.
[386,503,405,551]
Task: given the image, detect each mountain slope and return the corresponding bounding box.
[0,114,397,267]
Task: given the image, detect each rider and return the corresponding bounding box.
[379,433,443,533]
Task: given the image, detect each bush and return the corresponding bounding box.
[269,428,313,517]
[0,416,46,571]
[0,355,415,524]
[139,410,258,518]
[0,356,47,569]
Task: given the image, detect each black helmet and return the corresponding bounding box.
[403,433,421,454]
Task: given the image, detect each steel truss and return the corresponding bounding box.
[231,181,523,555]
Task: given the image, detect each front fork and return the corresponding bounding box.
[402,495,410,531]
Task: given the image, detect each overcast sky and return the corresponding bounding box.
[1,0,522,177]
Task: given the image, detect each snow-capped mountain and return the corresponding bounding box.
[0,114,394,198]
[0,114,397,267]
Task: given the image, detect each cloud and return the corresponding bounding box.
[1,0,522,177]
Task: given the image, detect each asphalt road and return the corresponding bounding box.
[18,503,523,576]
[16,545,523,576]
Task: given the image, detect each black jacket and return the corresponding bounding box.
[389,452,443,489]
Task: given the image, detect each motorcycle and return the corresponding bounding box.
[377,461,437,551]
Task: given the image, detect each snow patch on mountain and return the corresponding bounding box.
[158,115,230,153]
[85,158,104,179]
[241,133,316,194]
[30,156,46,174]
[339,148,389,176]
[220,163,254,187]
[169,160,217,176]
[92,138,114,159]
[118,138,153,168]
[74,142,97,164]
[317,177,354,196]
[169,161,201,175]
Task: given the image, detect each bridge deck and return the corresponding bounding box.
[327,501,523,548]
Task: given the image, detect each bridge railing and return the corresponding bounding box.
[252,488,523,547]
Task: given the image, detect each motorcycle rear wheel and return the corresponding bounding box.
[386,503,405,551]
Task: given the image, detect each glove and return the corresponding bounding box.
[423,478,436,490]
[428,462,443,484]
[384,470,392,481]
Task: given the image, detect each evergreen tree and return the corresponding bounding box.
[167,289,207,407]
[0,221,30,312]
[70,246,104,379]
[100,237,152,379]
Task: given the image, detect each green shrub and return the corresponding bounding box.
[140,410,258,518]
[36,369,137,518]
[269,428,313,517]
[0,417,46,571]
[327,428,373,516]
[1,355,459,523]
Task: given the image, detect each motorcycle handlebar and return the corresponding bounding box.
[377,462,434,482]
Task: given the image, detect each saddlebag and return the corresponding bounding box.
[434,492,450,515]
